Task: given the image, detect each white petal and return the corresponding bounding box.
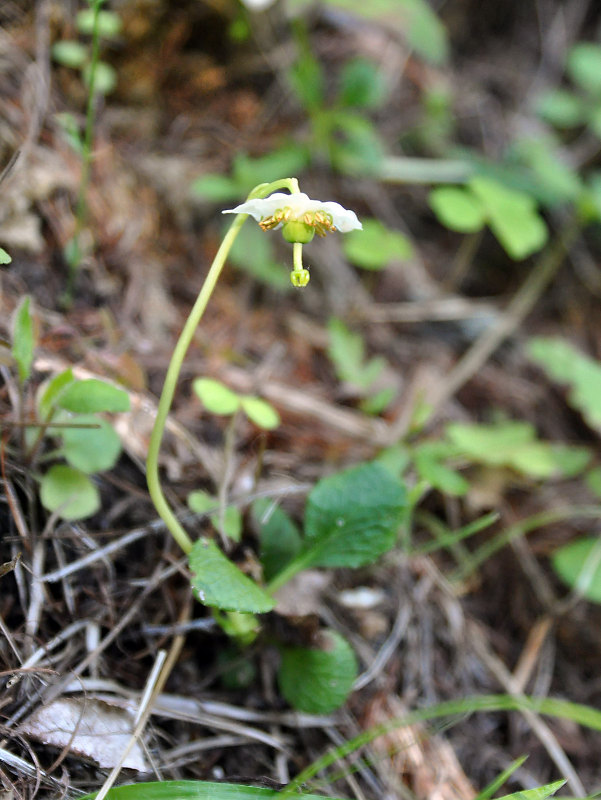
[222,193,311,222]
[239,0,277,8]
[319,201,362,232]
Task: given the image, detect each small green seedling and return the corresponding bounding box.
[327,317,396,414]
[9,296,129,521]
[193,377,280,429]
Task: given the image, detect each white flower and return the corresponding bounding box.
[223,192,362,242]
[240,0,277,9]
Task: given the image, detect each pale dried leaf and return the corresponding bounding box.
[21,698,148,771]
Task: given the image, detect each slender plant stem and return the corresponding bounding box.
[146,178,299,556]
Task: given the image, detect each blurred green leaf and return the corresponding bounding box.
[429,187,486,232]
[278,630,357,713]
[82,779,346,800]
[191,174,240,202]
[193,378,241,415]
[62,414,122,473]
[83,61,117,95]
[40,465,100,520]
[527,337,601,433]
[11,295,34,384]
[535,89,585,128]
[37,369,75,419]
[58,379,130,414]
[52,40,88,68]
[0,247,11,264]
[76,8,122,37]
[567,42,601,96]
[339,57,387,109]
[288,50,325,111]
[343,218,413,270]
[240,396,280,429]
[469,176,548,259]
[552,537,601,603]
[188,491,242,542]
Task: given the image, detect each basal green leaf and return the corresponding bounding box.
[62,414,122,473]
[193,378,240,416]
[189,538,275,613]
[469,177,548,259]
[552,537,601,603]
[278,630,358,713]
[11,295,35,384]
[240,396,280,429]
[339,57,387,109]
[58,379,130,413]
[251,498,302,581]
[302,462,407,568]
[414,450,470,496]
[429,187,486,233]
[40,465,100,520]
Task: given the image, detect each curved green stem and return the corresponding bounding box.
[146,178,299,555]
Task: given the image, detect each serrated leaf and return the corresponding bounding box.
[193,378,240,415]
[527,337,601,433]
[278,630,358,713]
[469,177,548,259]
[301,462,407,568]
[342,218,412,270]
[58,379,130,413]
[240,396,280,429]
[552,537,601,603]
[189,538,275,613]
[40,465,100,520]
[11,295,34,383]
[62,414,122,473]
[429,187,486,233]
[52,40,88,68]
[567,43,601,96]
[251,498,302,581]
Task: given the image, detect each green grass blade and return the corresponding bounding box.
[83,780,347,800]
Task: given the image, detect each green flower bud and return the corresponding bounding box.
[282,221,315,244]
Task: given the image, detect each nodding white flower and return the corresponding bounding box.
[240,0,277,9]
[223,192,362,244]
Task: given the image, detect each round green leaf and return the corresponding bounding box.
[552,537,601,603]
[40,465,100,520]
[193,378,240,416]
[76,9,122,37]
[52,40,87,68]
[278,630,358,713]
[429,187,486,233]
[57,379,130,413]
[83,61,117,95]
[567,43,601,96]
[62,414,122,473]
[240,396,280,429]
[342,218,413,270]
